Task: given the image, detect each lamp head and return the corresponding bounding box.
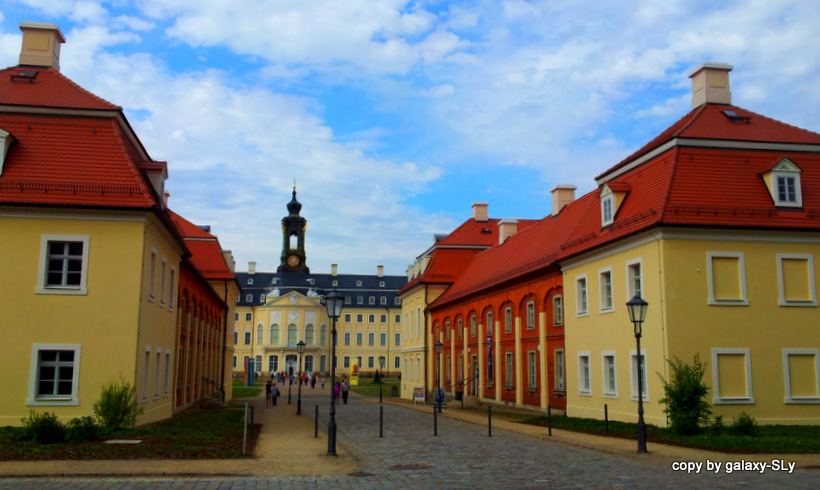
[297,340,305,354]
[435,340,444,354]
[626,295,648,335]
[324,290,343,319]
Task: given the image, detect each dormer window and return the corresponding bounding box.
[599,182,630,228]
[601,194,614,226]
[332,280,338,287]
[247,278,254,285]
[0,128,16,176]
[763,157,802,208]
[356,280,362,287]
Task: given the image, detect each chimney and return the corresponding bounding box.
[551,185,576,216]
[248,261,256,274]
[472,202,489,222]
[406,265,413,281]
[222,251,235,272]
[377,265,384,277]
[332,264,338,276]
[498,219,518,244]
[19,22,65,71]
[163,191,170,206]
[689,62,733,109]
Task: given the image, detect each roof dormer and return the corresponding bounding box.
[0,128,16,176]
[762,157,802,208]
[599,182,630,227]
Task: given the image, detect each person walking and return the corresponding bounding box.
[333,381,341,402]
[341,380,349,404]
[271,382,280,406]
[321,377,326,390]
[265,379,272,408]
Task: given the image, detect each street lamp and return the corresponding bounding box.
[324,290,344,456]
[626,295,649,454]
[378,356,385,404]
[435,340,444,414]
[297,340,305,415]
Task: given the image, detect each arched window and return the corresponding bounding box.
[257,324,263,344]
[269,324,280,345]
[305,324,315,345]
[287,324,298,346]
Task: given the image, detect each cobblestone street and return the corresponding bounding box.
[1,392,818,489]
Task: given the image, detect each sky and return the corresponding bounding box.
[1,1,819,277]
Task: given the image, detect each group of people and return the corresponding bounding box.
[263,374,351,408]
[333,380,350,404]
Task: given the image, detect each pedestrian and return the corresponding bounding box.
[333,381,340,401]
[271,382,279,406]
[342,380,349,404]
[265,379,272,408]
[311,374,316,389]
[321,377,326,389]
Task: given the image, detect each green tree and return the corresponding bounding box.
[93,378,143,431]
[658,354,712,435]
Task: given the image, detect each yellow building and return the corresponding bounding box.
[232,189,405,381]
[0,23,231,426]
[561,63,820,425]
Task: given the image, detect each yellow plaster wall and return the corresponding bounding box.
[399,285,427,399]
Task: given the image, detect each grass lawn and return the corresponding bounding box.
[0,408,257,460]
[231,378,263,398]
[484,409,820,454]
[349,377,400,397]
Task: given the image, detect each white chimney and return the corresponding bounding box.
[222,251,235,272]
[406,265,413,281]
[248,261,256,274]
[332,264,338,277]
[689,62,733,109]
[377,265,384,277]
[472,202,489,222]
[19,22,65,71]
[498,219,518,245]
[551,185,576,216]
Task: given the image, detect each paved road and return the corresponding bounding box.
[1,392,817,488]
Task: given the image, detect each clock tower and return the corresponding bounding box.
[278,186,309,273]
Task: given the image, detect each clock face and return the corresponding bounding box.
[287,255,300,267]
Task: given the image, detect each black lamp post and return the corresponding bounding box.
[324,290,343,456]
[296,340,305,415]
[378,356,385,404]
[626,295,649,454]
[435,340,444,414]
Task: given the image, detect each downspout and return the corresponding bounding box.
[220,280,229,401]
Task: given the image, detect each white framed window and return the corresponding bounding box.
[142,346,151,403]
[600,190,614,226]
[27,344,82,406]
[553,295,563,326]
[305,355,314,372]
[233,330,238,344]
[771,159,802,207]
[457,318,463,339]
[599,268,613,313]
[245,312,252,322]
[368,314,375,323]
[368,356,375,369]
[345,296,351,305]
[356,331,363,346]
[269,355,279,372]
[305,324,315,345]
[244,331,251,345]
[287,325,298,346]
[320,325,327,346]
[257,324,263,345]
[357,296,364,305]
[233,356,237,369]
[369,296,375,305]
[417,307,422,337]
[712,348,754,404]
[783,349,820,404]
[380,296,387,305]
[626,259,642,299]
[602,351,617,398]
[395,314,401,323]
[576,275,588,316]
[154,348,161,399]
[380,332,387,346]
[394,332,401,347]
[356,280,362,287]
[168,267,176,311]
[245,294,252,302]
[235,312,239,322]
[356,314,364,323]
[343,356,350,368]
[578,352,591,395]
[159,258,167,307]
[505,307,512,333]
[471,315,478,336]
[270,324,280,344]
[344,332,351,346]
[368,332,375,346]
[526,302,535,330]
[394,356,400,369]
[163,350,171,397]
[505,352,514,387]
[36,235,90,295]
[776,254,817,306]
[707,252,748,306]
[630,350,649,402]
[528,351,537,389]
[554,349,565,391]
[344,313,351,323]
[148,248,158,301]
[380,314,387,323]
[486,311,494,336]
[260,294,265,302]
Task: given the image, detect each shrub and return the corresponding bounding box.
[730,411,757,436]
[21,411,66,444]
[658,354,712,435]
[66,416,102,442]
[93,378,143,431]
[373,370,381,384]
[707,415,726,436]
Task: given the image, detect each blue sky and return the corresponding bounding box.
[2,1,819,276]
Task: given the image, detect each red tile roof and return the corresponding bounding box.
[168,210,236,281]
[0,66,120,111]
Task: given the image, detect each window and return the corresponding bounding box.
[380,281,385,288]
[395,314,401,323]
[235,313,239,323]
[27,344,81,406]
[578,353,591,395]
[332,280,338,287]
[260,294,266,302]
[394,297,401,305]
[356,314,364,323]
[247,278,254,285]
[504,307,512,333]
[344,332,351,346]
[345,296,351,305]
[356,332,363,346]
[626,260,642,299]
[320,325,327,346]
[36,235,90,295]
[269,324,280,344]
[777,254,817,306]
[245,294,252,302]
[357,356,362,368]
[394,356,400,369]
[486,311,493,336]
[712,348,753,404]
[369,296,375,305]
[380,297,387,305]
[320,356,326,372]
[526,302,535,330]
[394,332,401,347]
[234,330,238,344]
[553,295,563,326]
[602,352,617,398]
[457,318,463,339]
[344,313,351,323]
[255,355,262,373]
[148,249,157,301]
[380,332,387,346]
[168,268,176,311]
[417,307,422,337]
[159,259,167,307]
[143,347,151,402]
[601,193,614,226]
[368,357,375,369]
[380,314,387,323]
[368,332,375,346]
[707,252,748,305]
[599,268,613,312]
[576,275,588,316]
[630,350,649,402]
[269,355,279,372]
[245,312,252,322]
[233,356,237,369]
[767,158,803,207]
[554,349,565,391]
[163,351,170,396]
[783,349,820,403]
[356,280,362,287]
[257,325,263,345]
[777,176,798,204]
[505,352,514,387]
[445,321,451,341]
[343,356,350,368]
[471,315,477,337]
[528,351,537,389]
[244,331,251,345]
[305,324,315,345]
[368,314,375,323]
[287,325,297,346]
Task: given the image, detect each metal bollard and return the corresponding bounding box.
[548,405,552,436]
[433,401,438,436]
[379,405,384,438]
[604,404,610,436]
[488,406,492,437]
[243,402,248,455]
[315,405,319,438]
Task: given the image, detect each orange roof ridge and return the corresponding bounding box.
[109,119,160,207]
[0,66,120,111]
[48,68,121,111]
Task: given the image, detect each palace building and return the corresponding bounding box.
[233,188,406,380]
